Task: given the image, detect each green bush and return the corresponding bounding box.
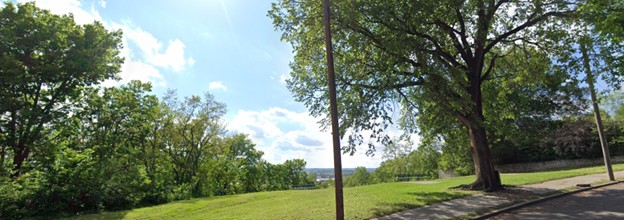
[0,172,46,219]
[172,183,193,201]
[344,167,373,187]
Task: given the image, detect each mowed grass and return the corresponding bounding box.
[501,163,624,186]
[72,163,624,220]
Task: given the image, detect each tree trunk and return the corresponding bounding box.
[11,144,30,178]
[461,62,503,191]
[466,124,502,191]
[0,146,5,176]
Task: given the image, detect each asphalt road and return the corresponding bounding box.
[490,182,624,220]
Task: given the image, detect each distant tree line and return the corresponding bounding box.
[0,3,313,218]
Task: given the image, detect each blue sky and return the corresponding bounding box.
[12,0,387,168]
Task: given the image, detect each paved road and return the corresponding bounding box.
[375,171,624,220]
[517,171,624,194]
[490,182,624,220]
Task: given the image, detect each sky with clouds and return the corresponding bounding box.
[8,0,401,168]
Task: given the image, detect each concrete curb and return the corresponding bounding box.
[470,180,624,220]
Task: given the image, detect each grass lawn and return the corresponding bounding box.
[500,163,624,186]
[71,163,624,220]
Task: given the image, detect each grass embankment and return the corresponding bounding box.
[72,163,624,220]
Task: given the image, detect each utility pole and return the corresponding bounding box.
[322,0,345,219]
[580,37,615,181]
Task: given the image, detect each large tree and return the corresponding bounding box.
[161,90,227,196]
[0,2,123,177]
[270,0,580,190]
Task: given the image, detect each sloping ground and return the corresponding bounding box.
[70,164,624,220]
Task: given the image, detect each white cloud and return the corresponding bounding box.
[121,61,166,86]
[22,0,193,87]
[100,60,167,88]
[208,81,227,91]
[228,107,390,168]
[17,0,102,25]
[120,24,194,72]
[151,39,192,72]
[119,23,160,57]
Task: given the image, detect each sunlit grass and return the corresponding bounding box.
[501,163,624,186]
[70,163,624,220]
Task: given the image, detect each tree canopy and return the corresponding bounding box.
[0,2,123,177]
[269,0,621,190]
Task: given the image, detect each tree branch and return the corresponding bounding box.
[485,11,572,53]
[502,37,548,51]
[342,22,422,70]
[455,8,473,58]
[370,11,467,69]
[434,19,473,64]
[481,53,499,81]
[347,80,424,90]
[486,0,510,22]
[395,88,419,111]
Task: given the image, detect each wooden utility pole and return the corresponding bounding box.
[580,38,615,181]
[322,0,345,219]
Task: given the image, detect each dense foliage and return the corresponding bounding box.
[0,80,315,218]
[0,3,314,219]
[0,2,123,178]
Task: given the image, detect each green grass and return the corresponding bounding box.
[70,163,624,220]
[501,163,624,186]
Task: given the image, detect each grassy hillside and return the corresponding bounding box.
[71,163,624,220]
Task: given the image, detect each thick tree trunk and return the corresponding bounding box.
[455,103,503,191]
[466,124,502,191]
[460,61,503,191]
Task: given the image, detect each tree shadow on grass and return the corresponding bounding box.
[371,191,469,218]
